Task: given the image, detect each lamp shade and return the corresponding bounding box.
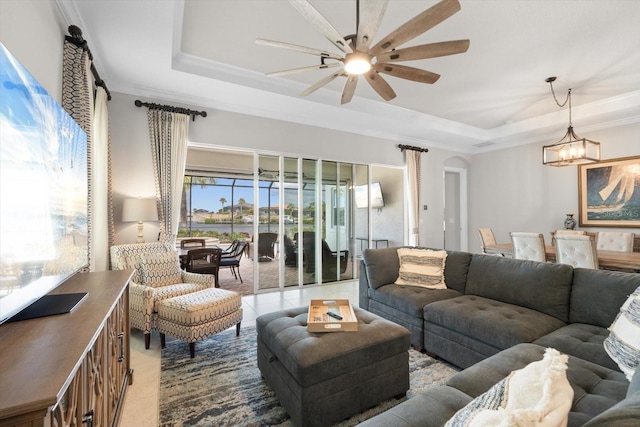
[122,198,158,222]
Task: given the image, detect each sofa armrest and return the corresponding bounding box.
[358,261,369,310]
[181,271,215,287]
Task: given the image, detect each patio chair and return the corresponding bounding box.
[219,241,248,283]
[257,232,278,261]
[186,247,223,287]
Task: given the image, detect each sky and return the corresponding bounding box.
[188,182,317,213]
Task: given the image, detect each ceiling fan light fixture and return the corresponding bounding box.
[343,52,371,75]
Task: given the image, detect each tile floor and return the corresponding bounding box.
[119,280,359,426]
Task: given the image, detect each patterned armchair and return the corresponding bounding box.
[110,242,214,349]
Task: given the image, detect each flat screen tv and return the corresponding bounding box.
[354,182,385,209]
[0,43,89,324]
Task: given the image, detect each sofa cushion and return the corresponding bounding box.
[370,284,462,318]
[604,285,640,381]
[465,255,573,322]
[446,343,629,425]
[396,248,447,289]
[630,367,640,397]
[441,250,472,294]
[423,295,566,351]
[445,348,572,427]
[534,323,617,371]
[583,368,640,427]
[570,268,640,327]
[362,247,401,290]
[356,386,473,427]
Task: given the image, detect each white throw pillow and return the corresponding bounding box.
[604,286,640,381]
[395,248,447,289]
[445,348,573,427]
[137,252,183,288]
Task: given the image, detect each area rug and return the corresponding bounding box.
[159,326,459,426]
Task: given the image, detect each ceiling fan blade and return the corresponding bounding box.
[300,70,345,96]
[288,0,353,54]
[374,63,440,84]
[267,62,341,77]
[255,39,343,60]
[364,70,396,101]
[356,0,389,52]
[341,75,358,104]
[376,39,470,63]
[370,0,461,56]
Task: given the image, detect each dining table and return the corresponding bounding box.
[484,243,640,272]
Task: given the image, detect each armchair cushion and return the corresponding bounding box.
[138,252,183,287]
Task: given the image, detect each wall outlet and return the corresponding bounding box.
[423,205,428,210]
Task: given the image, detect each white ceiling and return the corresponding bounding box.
[59,0,640,154]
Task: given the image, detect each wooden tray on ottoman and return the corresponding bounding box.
[307,299,357,332]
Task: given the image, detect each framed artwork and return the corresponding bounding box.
[578,156,640,227]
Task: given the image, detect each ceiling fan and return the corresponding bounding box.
[256,0,469,104]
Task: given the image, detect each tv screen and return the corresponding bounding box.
[354,182,385,208]
[0,43,88,324]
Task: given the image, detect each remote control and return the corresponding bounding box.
[327,311,343,320]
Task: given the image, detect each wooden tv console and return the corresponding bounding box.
[0,270,133,427]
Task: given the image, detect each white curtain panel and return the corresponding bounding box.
[147,110,189,245]
[170,113,189,243]
[62,40,94,270]
[406,150,421,246]
[91,87,109,271]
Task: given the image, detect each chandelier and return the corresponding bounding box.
[542,77,601,167]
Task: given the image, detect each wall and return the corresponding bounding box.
[370,166,405,248]
[0,1,65,102]
[468,122,640,252]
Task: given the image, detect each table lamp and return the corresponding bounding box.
[122,197,158,243]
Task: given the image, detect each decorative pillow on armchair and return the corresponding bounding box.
[445,348,573,427]
[395,248,447,289]
[138,252,183,288]
[604,285,640,381]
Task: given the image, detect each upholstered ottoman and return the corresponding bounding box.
[256,306,410,427]
[157,287,243,358]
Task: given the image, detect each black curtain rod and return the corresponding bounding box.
[398,144,429,153]
[65,25,111,100]
[134,99,207,121]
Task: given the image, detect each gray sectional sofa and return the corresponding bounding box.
[357,247,640,426]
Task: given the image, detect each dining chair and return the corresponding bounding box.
[554,234,599,269]
[555,230,587,236]
[219,241,248,283]
[552,229,587,246]
[478,228,497,253]
[596,232,635,252]
[186,248,223,287]
[510,232,546,262]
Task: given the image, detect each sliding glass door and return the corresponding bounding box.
[181,148,391,293]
